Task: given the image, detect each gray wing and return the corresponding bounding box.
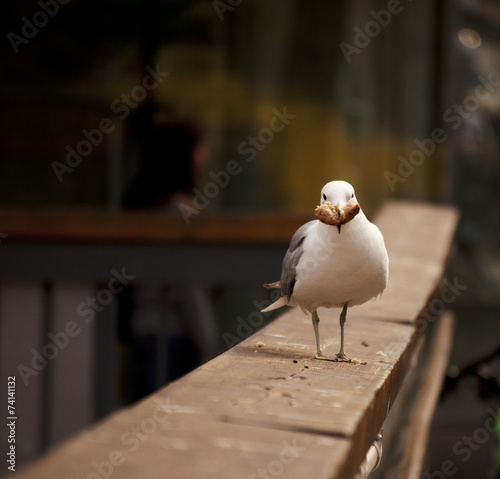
[280,220,316,302]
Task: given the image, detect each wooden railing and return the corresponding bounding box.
[2,201,459,479]
[0,208,311,462]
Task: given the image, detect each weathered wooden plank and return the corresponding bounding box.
[163,310,415,433]
[368,201,460,323]
[11,311,418,479]
[12,201,459,479]
[397,312,455,479]
[152,309,420,479]
[13,400,351,479]
[371,312,455,479]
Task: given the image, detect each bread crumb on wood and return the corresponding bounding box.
[255,341,265,348]
[352,358,361,365]
[376,351,388,357]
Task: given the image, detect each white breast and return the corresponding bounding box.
[291,212,388,313]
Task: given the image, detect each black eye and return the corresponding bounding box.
[323,194,327,201]
[351,192,354,198]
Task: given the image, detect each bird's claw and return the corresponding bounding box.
[335,352,352,362]
[314,352,352,363]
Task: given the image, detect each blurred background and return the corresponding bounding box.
[0,0,499,477]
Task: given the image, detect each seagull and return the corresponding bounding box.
[262,181,389,362]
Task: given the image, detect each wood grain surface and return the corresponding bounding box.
[12,201,459,479]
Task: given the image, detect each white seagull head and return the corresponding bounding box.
[320,180,357,207]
